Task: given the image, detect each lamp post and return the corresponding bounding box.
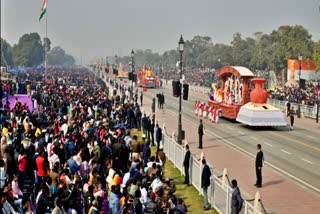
[316,96,319,124]
[114,55,118,86]
[131,49,135,98]
[297,53,303,118]
[177,35,184,145]
[298,53,302,84]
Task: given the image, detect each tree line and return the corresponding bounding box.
[1,32,75,68]
[117,25,320,73]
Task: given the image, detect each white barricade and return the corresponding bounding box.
[162,126,262,214]
[267,98,318,119]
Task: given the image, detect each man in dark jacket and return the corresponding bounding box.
[135,106,142,130]
[133,189,143,214]
[183,145,191,185]
[160,93,165,109]
[140,91,143,107]
[155,123,162,152]
[141,114,148,135]
[255,144,264,188]
[36,187,53,214]
[143,140,151,166]
[231,179,243,214]
[198,119,204,149]
[201,158,211,210]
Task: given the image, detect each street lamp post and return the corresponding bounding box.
[114,55,118,86]
[177,35,184,145]
[298,53,302,84]
[131,50,135,99]
[297,53,303,118]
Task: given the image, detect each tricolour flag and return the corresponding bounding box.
[39,0,47,22]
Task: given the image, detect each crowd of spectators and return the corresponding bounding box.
[0,67,188,213]
[268,82,320,106]
[158,67,214,87]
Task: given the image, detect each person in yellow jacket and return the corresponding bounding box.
[35,127,42,138]
[24,118,30,134]
[2,126,8,136]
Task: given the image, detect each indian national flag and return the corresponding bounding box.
[39,0,47,21]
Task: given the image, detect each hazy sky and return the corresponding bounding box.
[1,0,320,64]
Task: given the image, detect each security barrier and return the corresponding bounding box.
[162,124,264,214]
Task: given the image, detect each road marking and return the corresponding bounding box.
[270,132,320,152]
[251,136,258,140]
[264,142,273,147]
[238,131,245,135]
[281,149,291,155]
[302,159,314,165]
[307,135,316,140]
[164,108,320,194]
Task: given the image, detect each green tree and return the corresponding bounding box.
[0,38,14,67]
[47,46,75,66]
[272,25,314,72]
[314,40,320,71]
[161,50,179,66]
[250,32,275,70]
[231,33,256,68]
[211,43,233,68]
[12,32,44,67]
[184,36,213,67]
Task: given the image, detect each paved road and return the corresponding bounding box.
[145,84,320,195]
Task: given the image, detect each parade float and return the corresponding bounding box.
[208,66,253,119]
[136,67,159,88]
[236,78,287,126]
[205,66,286,126]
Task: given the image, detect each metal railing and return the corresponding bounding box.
[162,126,262,214]
[189,84,211,94]
[267,98,318,119]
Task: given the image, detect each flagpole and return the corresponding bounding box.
[45,0,48,82]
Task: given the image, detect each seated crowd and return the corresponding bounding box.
[0,68,188,214]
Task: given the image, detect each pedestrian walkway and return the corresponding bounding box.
[142,88,320,214]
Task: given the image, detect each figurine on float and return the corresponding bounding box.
[223,74,243,105]
[211,83,224,103]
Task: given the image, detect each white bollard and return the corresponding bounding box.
[184,139,188,148]
[222,168,229,190]
[253,191,262,214]
[200,152,205,162]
